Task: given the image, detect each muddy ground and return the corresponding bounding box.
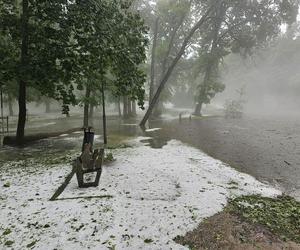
[175,210,300,250]
[152,114,300,200]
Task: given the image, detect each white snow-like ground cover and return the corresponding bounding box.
[0,137,281,250]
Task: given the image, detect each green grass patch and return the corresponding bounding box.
[104,152,116,164]
[228,195,300,243]
[107,134,132,148]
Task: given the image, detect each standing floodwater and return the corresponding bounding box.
[149,114,300,200]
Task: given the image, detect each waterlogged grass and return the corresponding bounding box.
[0,149,76,166]
[228,195,300,243]
[107,134,133,150]
[36,152,76,165]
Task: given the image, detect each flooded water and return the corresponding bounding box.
[1,113,299,200]
[148,115,300,199]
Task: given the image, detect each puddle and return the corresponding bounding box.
[140,137,168,149]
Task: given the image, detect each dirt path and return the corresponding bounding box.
[153,114,300,200]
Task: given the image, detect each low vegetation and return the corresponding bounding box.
[175,195,300,249]
[228,195,300,243]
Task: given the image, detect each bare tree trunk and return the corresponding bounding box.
[117,97,122,117]
[0,87,4,134]
[89,104,94,119]
[8,95,14,116]
[127,98,132,116]
[149,17,159,103]
[132,100,137,116]
[123,96,128,118]
[193,102,203,116]
[45,99,51,113]
[140,7,212,127]
[16,0,29,144]
[89,104,94,126]
[83,87,91,127]
[101,82,107,145]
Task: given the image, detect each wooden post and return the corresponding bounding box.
[6,116,8,133]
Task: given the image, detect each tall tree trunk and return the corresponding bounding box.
[127,98,132,116]
[117,97,122,117]
[0,87,4,134]
[83,87,91,127]
[101,82,107,145]
[16,0,29,144]
[140,7,212,127]
[149,17,159,103]
[193,102,203,116]
[194,2,226,116]
[132,100,137,116]
[45,99,51,113]
[89,104,94,120]
[123,96,128,118]
[8,96,14,116]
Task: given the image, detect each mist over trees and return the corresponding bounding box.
[136,0,299,126]
[218,22,300,116]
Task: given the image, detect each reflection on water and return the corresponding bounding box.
[103,118,170,149]
[0,117,175,163]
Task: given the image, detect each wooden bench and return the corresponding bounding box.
[74,148,104,188]
[73,127,104,188]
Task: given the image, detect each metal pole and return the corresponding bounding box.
[101,82,107,146]
[0,86,4,134]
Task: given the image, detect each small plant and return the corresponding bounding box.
[104,153,115,164]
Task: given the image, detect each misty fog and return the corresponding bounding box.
[216,30,300,117]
